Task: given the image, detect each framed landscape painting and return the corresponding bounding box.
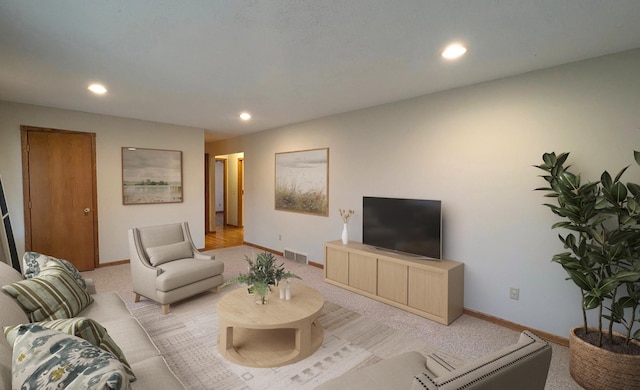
[275,148,329,216]
[122,147,183,205]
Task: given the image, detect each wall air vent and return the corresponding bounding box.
[283,248,308,264]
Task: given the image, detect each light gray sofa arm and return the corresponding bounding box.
[410,331,552,390]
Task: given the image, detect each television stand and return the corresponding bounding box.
[324,240,464,325]
[370,246,441,261]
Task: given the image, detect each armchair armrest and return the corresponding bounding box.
[411,331,552,390]
[194,252,213,260]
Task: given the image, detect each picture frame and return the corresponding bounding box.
[122,147,183,205]
[275,148,329,216]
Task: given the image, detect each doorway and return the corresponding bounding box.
[205,152,244,249]
[214,159,227,229]
[21,126,98,271]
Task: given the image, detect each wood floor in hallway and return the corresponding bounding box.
[204,225,244,250]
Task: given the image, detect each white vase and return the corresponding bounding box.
[341,223,349,244]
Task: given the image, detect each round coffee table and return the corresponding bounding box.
[217,283,325,367]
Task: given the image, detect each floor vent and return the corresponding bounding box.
[283,248,308,264]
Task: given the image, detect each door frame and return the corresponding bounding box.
[20,125,99,268]
[237,157,244,228]
[205,153,210,233]
[215,158,228,227]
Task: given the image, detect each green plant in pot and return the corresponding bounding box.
[222,251,301,304]
[535,151,640,390]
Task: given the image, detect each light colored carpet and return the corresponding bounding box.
[82,245,583,389]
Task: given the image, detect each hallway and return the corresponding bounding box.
[204,212,243,249]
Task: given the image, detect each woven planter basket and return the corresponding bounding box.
[569,326,640,390]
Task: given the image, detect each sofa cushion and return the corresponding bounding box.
[2,268,94,322]
[11,324,131,390]
[156,258,224,291]
[100,317,162,365]
[129,356,185,389]
[0,261,24,286]
[316,351,427,390]
[22,252,87,289]
[5,317,135,382]
[146,241,193,266]
[80,292,132,324]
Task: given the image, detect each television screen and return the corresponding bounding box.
[362,196,441,259]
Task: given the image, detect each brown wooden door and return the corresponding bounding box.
[21,126,98,271]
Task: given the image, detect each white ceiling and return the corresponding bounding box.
[1,1,640,142]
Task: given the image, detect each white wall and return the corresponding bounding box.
[207,49,640,337]
[0,102,206,264]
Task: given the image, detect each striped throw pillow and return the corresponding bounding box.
[22,252,87,289]
[1,269,93,322]
[4,317,135,382]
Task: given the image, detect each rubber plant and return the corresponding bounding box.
[222,251,301,304]
[535,151,640,348]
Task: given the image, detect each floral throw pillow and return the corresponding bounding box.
[22,252,87,289]
[11,324,131,390]
[4,317,136,382]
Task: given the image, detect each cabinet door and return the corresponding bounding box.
[348,253,377,294]
[326,246,349,285]
[378,259,408,304]
[408,267,445,318]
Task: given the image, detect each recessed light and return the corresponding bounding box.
[88,83,107,95]
[442,44,467,59]
[240,112,252,121]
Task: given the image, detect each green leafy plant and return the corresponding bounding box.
[222,252,301,304]
[535,151,640,348]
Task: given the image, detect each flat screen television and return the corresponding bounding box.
[362,196,441,259]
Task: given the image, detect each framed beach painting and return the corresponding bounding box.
[122,147,183,205]
[275,148,329,216]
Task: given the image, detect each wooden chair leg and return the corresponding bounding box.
[162,304,170,315]
[133,293,141,303]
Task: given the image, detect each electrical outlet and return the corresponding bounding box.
[509,287,520,301]
[279,234,282,241]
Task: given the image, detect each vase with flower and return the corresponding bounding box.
[339,208,355,244]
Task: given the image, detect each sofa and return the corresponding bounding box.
[316,330,552,390]
[0,259,184,389]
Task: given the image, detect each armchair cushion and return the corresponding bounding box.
[145,241,193,266]
[156,258,225,291]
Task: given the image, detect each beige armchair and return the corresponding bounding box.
[128,222,224,314]
[316,330,552,390]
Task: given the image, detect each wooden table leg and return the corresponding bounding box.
[218,321,234,355]
[295,320,312,356]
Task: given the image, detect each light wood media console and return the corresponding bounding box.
[324,240,464,325]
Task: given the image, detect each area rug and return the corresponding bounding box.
[131,296,464,390]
